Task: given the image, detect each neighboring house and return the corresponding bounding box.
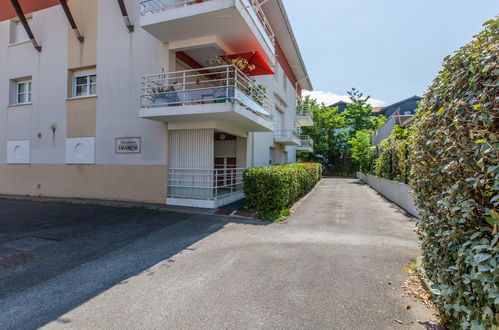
[374,95,422,118]
[329,100,348,113]
[370,96,421,146]
[0,0,313,208]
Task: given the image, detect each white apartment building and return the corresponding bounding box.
[0,0,313,208]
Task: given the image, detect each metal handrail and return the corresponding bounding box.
[168,168,245,200]
[274,129,300,139]
[299,135,313,148]
[141,65,272,120]
[243,0,275,49]
[140,0,199,13]
[296,103,312,117]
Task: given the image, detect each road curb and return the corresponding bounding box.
[0,194,259,222]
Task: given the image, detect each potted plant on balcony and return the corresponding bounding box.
[207,56,256,76]
[247,84,267,107]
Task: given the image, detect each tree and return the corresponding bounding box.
[297,98,347,173]
[298,88,386,175]
[348,131,374,173]
[342,88,385,136]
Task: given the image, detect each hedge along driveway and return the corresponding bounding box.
[243,163,322,217]
[411,19,498,329]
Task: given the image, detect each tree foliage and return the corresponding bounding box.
[411,18,498,329]
[343,88,385,134]
[348,131,374,173]
[298,89,385,175]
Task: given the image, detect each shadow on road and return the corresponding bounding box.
[0,199,268,329]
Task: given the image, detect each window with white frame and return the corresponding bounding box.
[16,80,32,104]
[282,72,288,92]
[73,74,96,97]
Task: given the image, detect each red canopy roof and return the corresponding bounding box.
[0,0,63,22]
[222,51,274,76]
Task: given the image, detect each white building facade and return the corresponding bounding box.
[0,0,313,208]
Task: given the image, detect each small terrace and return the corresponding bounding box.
[296,103,313,127]
[296,135,313,153]
[139,0,275,65]
[140,65,274,134]
[274,128,300,146]
[167,167,245,208]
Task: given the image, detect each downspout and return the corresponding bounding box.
[9,0,41,52]
[116,0,134,33]
[58,0,84,42]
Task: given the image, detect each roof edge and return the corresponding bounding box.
[276,0,313,91]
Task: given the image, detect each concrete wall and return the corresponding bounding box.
[0,164,167,203]
[357,172,420,218]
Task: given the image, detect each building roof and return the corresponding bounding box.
[263,0,313,91]
[329,101,348,107]
[378,95,422,115]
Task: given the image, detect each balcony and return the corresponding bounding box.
[140,65,273,134]
[296,135,313,153]
[140,0,275,65]
[167,167,244,208]
[296,103,313,127]
[274,129,300,146]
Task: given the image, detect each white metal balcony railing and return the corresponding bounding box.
[296,103,312,117]
[274,129,300,140]
[299,135,313,148]
[139,0,275,50]
[168,168,245,200]
[141,65,273,121]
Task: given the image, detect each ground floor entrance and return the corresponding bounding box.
[166,129,246,208]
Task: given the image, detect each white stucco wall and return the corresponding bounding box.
[0,6,68,164]
[252,60,298,167]
[357,172,420,218]
[95,0,169,165]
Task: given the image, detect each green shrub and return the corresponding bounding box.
[373,133,411,184]
[243,163,322,218]
[411,18,498,329]
[349,131,375,174]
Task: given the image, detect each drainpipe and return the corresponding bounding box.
[9,0,41,52]
[58,0,84,42]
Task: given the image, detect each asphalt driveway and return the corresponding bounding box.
[0,178,438,329]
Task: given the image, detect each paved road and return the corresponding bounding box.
[0,178,437,329]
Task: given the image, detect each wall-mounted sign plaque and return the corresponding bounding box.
[115,137,141,154]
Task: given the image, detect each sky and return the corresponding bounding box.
[283,0,498,107]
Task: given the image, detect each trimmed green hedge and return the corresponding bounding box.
[243,163,322,216]
[373,131,411,184]
[411,18,498,329]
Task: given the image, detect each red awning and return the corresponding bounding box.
[222,51,274,76]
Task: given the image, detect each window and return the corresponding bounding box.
[10,18,31,44]
[73,74,96,97]
[16,81,32,104]
[283,72,288,92]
